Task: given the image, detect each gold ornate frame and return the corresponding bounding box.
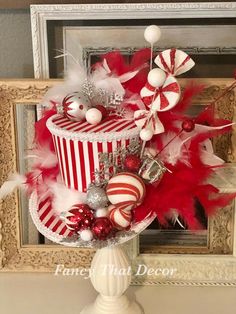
[0,80,94,271]
[0,79,235,286]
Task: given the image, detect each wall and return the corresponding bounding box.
[0,9,34,78]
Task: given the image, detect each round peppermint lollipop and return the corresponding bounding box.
[141,73,181,112]
[155,48,195,76]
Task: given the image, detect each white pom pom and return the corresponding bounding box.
[147,68,166,87]
[144,25,161,44]
[95,208,108,218]
[86,108,102,125]
[140,128,154,141]
[80,229,93,241]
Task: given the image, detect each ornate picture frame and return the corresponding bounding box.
[0,80,94,271]
[0,78,236,287]
[31,3,236,79]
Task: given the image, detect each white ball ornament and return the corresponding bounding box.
[95,208,108,218]
[144,25,161,45]
[147,68,166,88]
[80,229,93,241]
[86,108,102,125]
[140,128,154,141]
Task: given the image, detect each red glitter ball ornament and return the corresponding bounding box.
[124,154,142,172]
[65,204,94,233]
[182,119,195,132]
[92,217,113,240]
[96,105,107,119]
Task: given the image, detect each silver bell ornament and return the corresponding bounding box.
[86,184,109,210]
[62,92,90,121]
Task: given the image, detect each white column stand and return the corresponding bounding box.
[80,245,143,314]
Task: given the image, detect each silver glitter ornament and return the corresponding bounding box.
[81,80,96,101]
[86,185,108,210]
[108,93,124,107]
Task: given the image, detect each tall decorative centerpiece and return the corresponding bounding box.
[1,26,236,314]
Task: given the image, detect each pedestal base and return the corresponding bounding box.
[80,246,144,314]
[81,295,143,314]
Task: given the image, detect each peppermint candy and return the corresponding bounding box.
[155,48,195,76]
[106,172,146,206]
[108,204,132,230]
[140,74,180,112]
[136,49,195,139]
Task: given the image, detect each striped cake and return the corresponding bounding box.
[47,114,139,192]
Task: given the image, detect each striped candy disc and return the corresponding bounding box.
[106,172,146,205]
[108,204,132,230]
[154,48,195,76]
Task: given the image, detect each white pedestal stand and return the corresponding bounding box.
[80,245,143,314]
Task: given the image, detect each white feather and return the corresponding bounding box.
[43,83,81,105]
[55,49,80,66]
[49,182,87,215]
[26,147,58,169]
[43,51,144,108]
[65,63,87,86]
[43,60,87,105]
[91,60,125,95]
[177,122,234,146]
[200,149,224,166]
[119,69,139,83]
[160,128,226,167]
[123,94,146,109]
[159,133,191,166]
[200,140,224,166]
[167,209,185,229]
[94,77,125,96]
[102,59,111,73]
[0,173,26,199]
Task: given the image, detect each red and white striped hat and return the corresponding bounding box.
[47,115,139,193]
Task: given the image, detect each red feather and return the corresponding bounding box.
[34,109,57,151]
[101,49,151,94]
[174,82,205,114]
[24,109,59,194]
[195,184,236,216]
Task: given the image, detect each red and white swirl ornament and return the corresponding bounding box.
[106,172,146,208]
[108,204,132,230]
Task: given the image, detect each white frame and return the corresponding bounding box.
[30,3,236,286]
[62,24,236,73]
[31,2,236,78]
